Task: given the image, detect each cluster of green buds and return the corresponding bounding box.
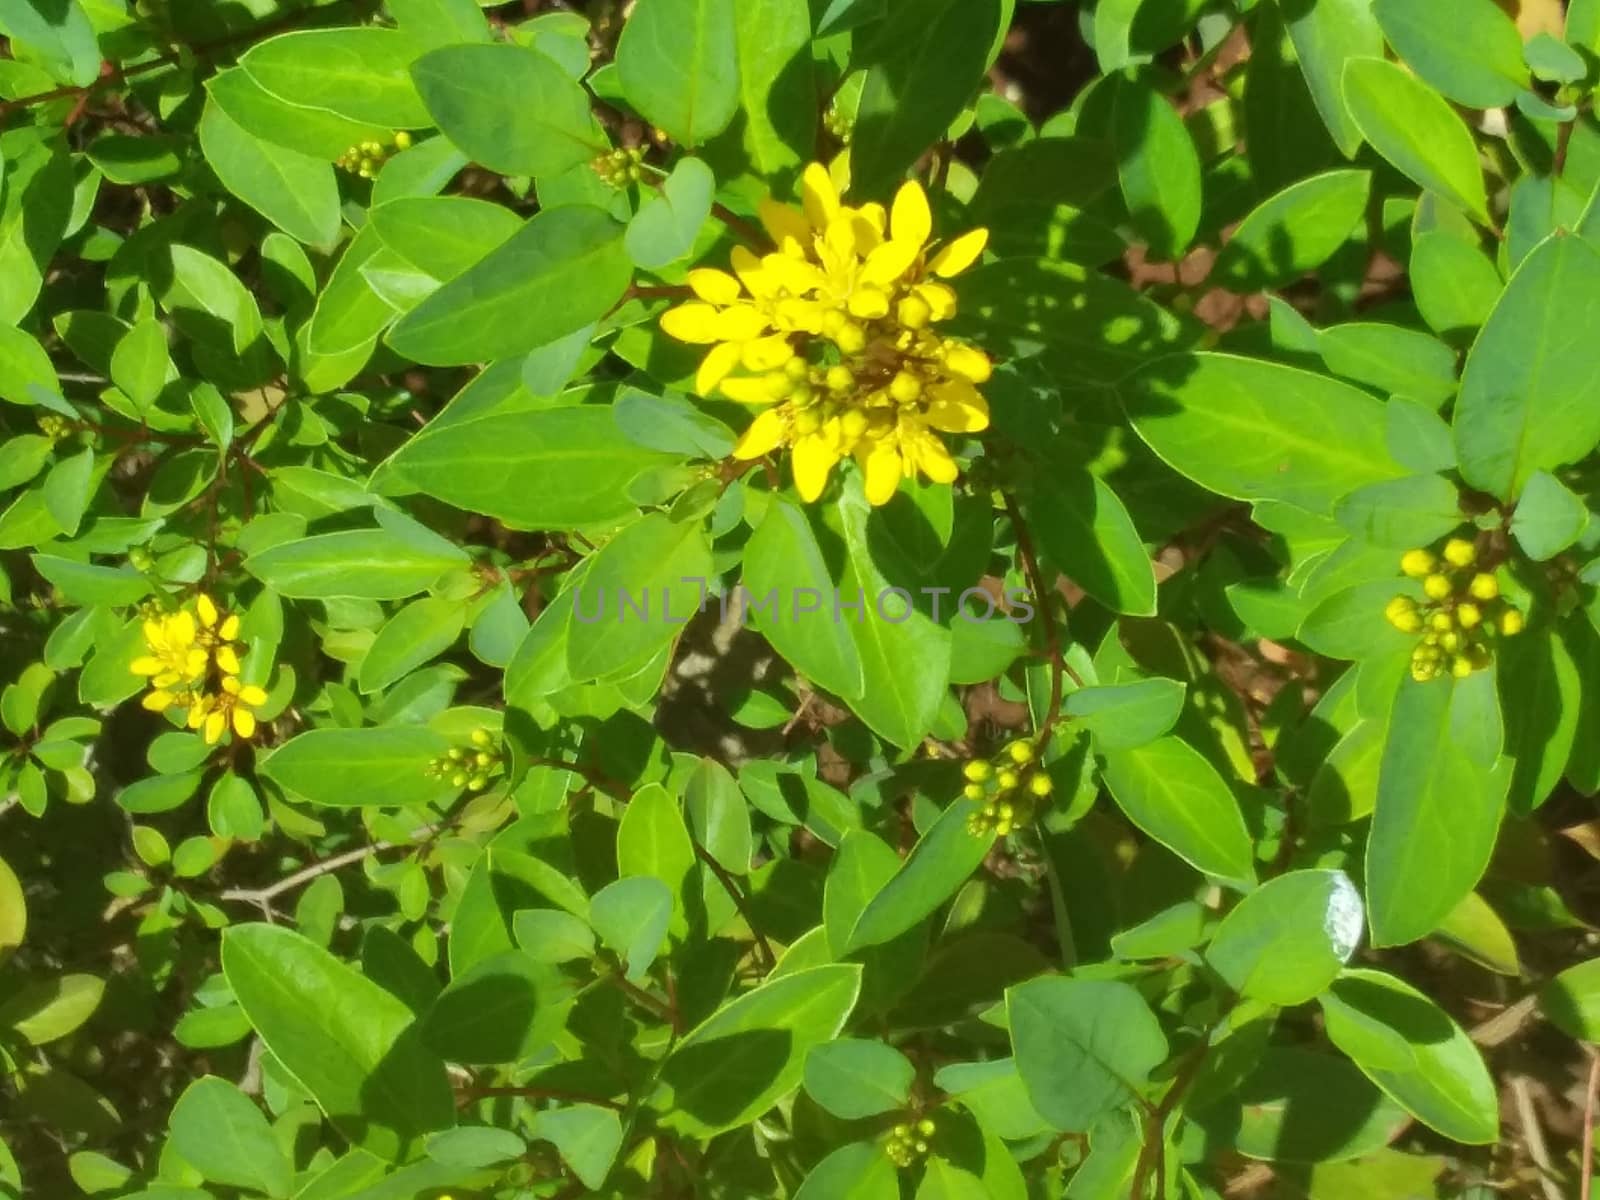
[823,101,854,145]
[423,728,504,791]
[1386,538,1524,682]
[336,131,413,179]
[592,145,648,187]
[37,413,71,440]
[963,738,1052,837]
[885,1117,937,1169]
[128,545,154,572]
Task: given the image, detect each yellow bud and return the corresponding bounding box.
[784,356,810,381]
[470,728,492,747]
[996,768,1019,791]
[475,752,492,767]
[792,408,821,435]
[893,1124,911,1138]
[994,820,1013,837]
[1007,741,1033,764]
[898,294,932,329]
[825,365,854,392]
[1439,631,1461,653]
[1389,610,1422,634]
[1028,772,1053,797]
[1384,595,1415,621]
[1429,611,1454,632]
[962,783,986,801]
[393,130,414,150]
[1443,537,1476,567]
[962,760,991,782]
[840,408,869,441]
[1499,608,1524,636]
[1400,549,1437,577]
[448,747,465,760]
[1455,602,1482,629]
[1423,573,1453,600]
[1450,655,1473,679]
[1469,573,1499,601]
[1410,661,1436,682]
[888,371,922,404]
[916,1117,936,1136]
[451,772,467,787]
[834,321,867,354]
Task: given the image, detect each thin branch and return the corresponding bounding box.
[218,842,392,905]
[999,489,1084,752]
[606,971,677,1025]
[709,201,766,249]
[694,843,775,971]
[1510,1073,1565,1200]
[457,1085,624,1111]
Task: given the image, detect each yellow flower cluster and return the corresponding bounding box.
[133,595,268,744]
[963,739,1052,837]
[423,728,503,791]
[661,163,992,506]
[885,1117,937,1169]
[1386,538,1524,682]
[336,131,413,179]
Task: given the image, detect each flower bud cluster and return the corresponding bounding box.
[885,1117,937,1169]
[1387,538,1523,682]
[336,131,413,179]
[424,728,504,791]
[963,738,1052,837]
[592,145,647,187]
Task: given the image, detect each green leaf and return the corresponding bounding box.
[616,782,697,934]
[626,157,714,269]
[1189,1047,1408,1164]
[794,1143,901,1200]
[616,0,741,148]
[1061,679,1186,752]
[387,206,631,366]
[565,513,712,680]
[1318,968,1498,1144]
[421,950,571,1064]
[1540,956,1600,1041]
[742,496,865,701]
[369,196,522,282]
[41,448,94,537]
[223,924,454,1160]
[0,325,58,408]
[1283,0,1384,157]
[1411,231,1504,338]
[110,319,171,410]
[684,758,752,874]
[411,43,602,178]
[388,0,491,47]
[1214,169,1370,291]
[30,555,151,607]
[846,799,992,952]
[1334,474,1463,549]
[1510,470,1589,560]
[656,964,862,1136]
[0,974,103,1044]
[1112,75,1202,260]
[1123,352,1404,516]
[199,99,341,250]
[207,66,391,161]
[1021,458,1155,616]
[260,726,456,809]
[1007,977,1168,1132]
[1317,322,1458,406]
[803,1038,915,1119]
[832,479,952,747]
[1372,0,1528,108]
[240,28,430,128]
[1498,628,1581,813]
[1366,675,1506,947]
[1207,870,1364,1005]
[1454,235,1600,500]
[358,597,466,694]
[849,0,1006,195]
[528,1105,622,1191]
[168,1077,293,1198]
[246,528,468,600]
[1341,58,1489,224]
[0,855,24,960]
[590,876,672,981]
[385,407,667,531]
[1099,736,1255,886]
[703,0,815,181]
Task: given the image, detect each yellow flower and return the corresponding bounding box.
[132,594,262,743]
[661,164,992,506]
[188,676,270,745]
[132,611,207,692]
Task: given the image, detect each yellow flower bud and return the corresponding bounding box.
[994,820,1013,837]
[1411,661,1436,682]
[451,772,467,787]
[1400,549,1437,578]
[1429,611,1454,632]
[840,408,869,441]
[996,768,1019,791]
[1443,537,1476,567]
[784,356,810,381]
[962,760,991,782]
[470,728,492,747]
[1468,573,1499,601]
[1455,602,1482,629]
[825,365,854,392]
[1439,631,1461,653]
[1028,772,1053,797]
[1450,655,1473,679]
[1499,608,1524,636]
[394,130,414,150]
[1422,573,1452,600]
[1007,741,1033,764]
[834,322,866,354]
[898,294,932,329]
[888,371,922,404]
[962,782,986,801]
[916,1117,936,1136]
[793,407,821,435]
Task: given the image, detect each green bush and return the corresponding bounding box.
[2,0,1600,1196]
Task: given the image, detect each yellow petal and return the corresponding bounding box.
[760,252,824,294]
[696,341,744,396]
[915,282,958,322]
[741,335,796,372]
[910,432,958,484]
[732,408,787,459]
[141,689,176,712]
[925,380,990,433]
[185,648,208,677]
[859,239,920,288]
[130,656,164,676]
[168,611,196,647]
[196,594,218,627]
[221,674,242,695]
[758,198,810,251]
[721,375,782,405]
[232,707,257,739]
[890,180,932,249]
[204,710,226,745]
[861,441,902,506]
[216,646,242,676]
[854,203,887,243]
[153,672,183,689]
[660,302,725,344]
[142,619,167,650]
[186,699,209,729]
[774,298,827,335]
[238,685,269,706]
[714,305,771,342]
[943,342,992,383]
[792,431,841,502]
[730,245,777,298]
[688,268,743,306]
[847,286,890,321]
[801,162,841,229]
[929,227,988,277]
[219,615,240,641]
